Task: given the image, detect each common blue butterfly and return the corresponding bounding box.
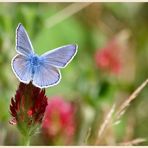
[12,23,78,88]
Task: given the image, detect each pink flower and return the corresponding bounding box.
[42,96,76,144]
[95,39,122,75]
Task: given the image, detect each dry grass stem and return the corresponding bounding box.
[119,138,147,146]
[115,78,148,122]
[84,127,91,145]
[95,104,116,145]
[95,78,148,145]
[45,2,92,29]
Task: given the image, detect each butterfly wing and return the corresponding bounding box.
[40,44,78,68]
[12,54,32,83]
[16,23,34,56]
[32,61,61,88]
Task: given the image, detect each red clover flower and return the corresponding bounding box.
[10,82,47,142]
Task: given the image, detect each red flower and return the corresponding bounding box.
[10,82,48,136]
[42,96,76,144]
[95,39,122,75]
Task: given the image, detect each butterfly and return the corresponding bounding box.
[12,23,78,88]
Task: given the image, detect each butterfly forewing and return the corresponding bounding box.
[40,44,77,68]
[16,24,34,56]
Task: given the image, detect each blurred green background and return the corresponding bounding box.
[0,2,148,145]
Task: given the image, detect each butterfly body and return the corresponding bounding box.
[27,54,40,77]
[12,23,78,88]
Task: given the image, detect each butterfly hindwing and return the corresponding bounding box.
[40,44,77,68]
[32,61,61,88]
[16,24,34,56]
[12,54,32,83]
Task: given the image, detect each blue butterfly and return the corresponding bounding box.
[11,23,78,88]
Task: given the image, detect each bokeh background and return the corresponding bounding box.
[0,2,148,145]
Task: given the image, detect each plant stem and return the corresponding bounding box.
[23,135,31,146]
